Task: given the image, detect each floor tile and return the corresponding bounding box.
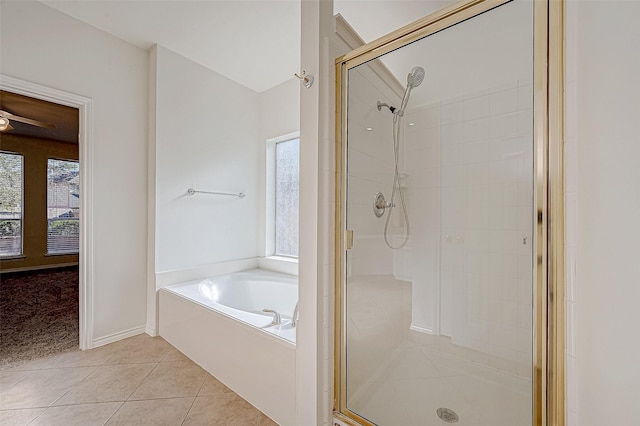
[182,394,260,426]
[104,336,172,365]
[0,370,33,392]
[198,374,233,396]
[128,361,206,400]
[0,355,57,372]
[45,345,116,369]
[259,412,279,426]
[161,347,191,363]
[105,397,194,426]
[53,363,156,405]
[0,367,95,409]
[29,402,121,426]
[0,408,46,425]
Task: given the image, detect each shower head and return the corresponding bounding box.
[407,66,425,88]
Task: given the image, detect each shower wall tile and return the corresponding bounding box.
[463,117,491,142]
[490,87,518,116]
[441,143,465,165]
[467,163,490,185]
[440,100,463,125]
[441,123,464,145]
[420,104,441,129]
[517,83,534,111]
[441,165,467,187]
[463,94,490,121]
[490,112,519,139]
[463,140,490,164]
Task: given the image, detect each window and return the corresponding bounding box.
[47,159,79,254]
[0,152,23,257]
[274,137,299,257]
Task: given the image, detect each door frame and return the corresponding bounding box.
[333,0,564,424]
[1,74,95,350]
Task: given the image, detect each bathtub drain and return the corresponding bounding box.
[436,407,459,423]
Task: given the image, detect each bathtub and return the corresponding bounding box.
[159,268,297,426]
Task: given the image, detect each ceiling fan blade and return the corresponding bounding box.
[0,110,55,129]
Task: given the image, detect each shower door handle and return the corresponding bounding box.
[346,230,354,250]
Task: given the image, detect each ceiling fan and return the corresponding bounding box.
[0,109,55,132]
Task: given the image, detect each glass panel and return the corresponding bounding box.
[275,138,299,257]
[344,1,534,425]
[0,152,23,257]
[47,159,79,254]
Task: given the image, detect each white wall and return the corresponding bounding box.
[566,1,640,425]
[0,1,149,343]
[153,46,260,273]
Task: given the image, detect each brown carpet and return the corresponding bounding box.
[0,266,79,368]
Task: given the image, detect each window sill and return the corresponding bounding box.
[266,255,298,263]
[0,255,26,261]
[259,256,299,276]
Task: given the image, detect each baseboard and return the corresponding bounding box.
[0,262,79,274]
[145,325,156,337]
[410,323,435,335]
[92,325,146,348]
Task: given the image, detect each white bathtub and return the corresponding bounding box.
[158,268,297,426]
[163,269,298,343]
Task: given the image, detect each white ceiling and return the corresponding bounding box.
[40,0,457,94]
[42,0,301,94]
[334,0,454,44]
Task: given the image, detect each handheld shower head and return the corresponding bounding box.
[407,66,425,88]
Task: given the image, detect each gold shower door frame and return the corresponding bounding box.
[333,1,564,425]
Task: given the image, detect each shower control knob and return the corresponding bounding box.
[373,192,388,218]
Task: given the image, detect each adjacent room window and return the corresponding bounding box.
[0,152,24,257]
[47,159,80,254]
[274,137,300,257]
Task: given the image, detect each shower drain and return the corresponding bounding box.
[436,407,459,423]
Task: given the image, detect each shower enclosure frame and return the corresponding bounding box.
[333,0,564,425]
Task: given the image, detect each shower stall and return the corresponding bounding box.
[334,0,564,425]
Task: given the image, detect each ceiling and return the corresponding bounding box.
[41,0,301,94]
[39,1,454,95]
[334,0,454,44]
[0,91,79,144]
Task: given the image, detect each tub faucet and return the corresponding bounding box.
[262,309,281,325]
[291,302,299,327]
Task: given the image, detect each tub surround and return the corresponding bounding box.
[158,268,297,426]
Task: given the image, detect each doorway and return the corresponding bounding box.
[1,90,80,366]
[1,75,95,352]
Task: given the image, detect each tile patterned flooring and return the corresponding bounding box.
[346,275,532,426]
[0,334,279,425]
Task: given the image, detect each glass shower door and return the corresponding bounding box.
[342,1,535,425]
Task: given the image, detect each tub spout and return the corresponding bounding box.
[291,302,299,327]
[262,309,281,325]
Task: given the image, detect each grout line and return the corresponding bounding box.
[102,401,125,426]
[181,395,198,426]
[123,362,160,401]
[23,407,47,426]
[47,365,100,407]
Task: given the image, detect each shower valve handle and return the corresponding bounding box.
[373,192,393,218]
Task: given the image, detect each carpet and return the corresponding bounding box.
[0,266,79,368]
